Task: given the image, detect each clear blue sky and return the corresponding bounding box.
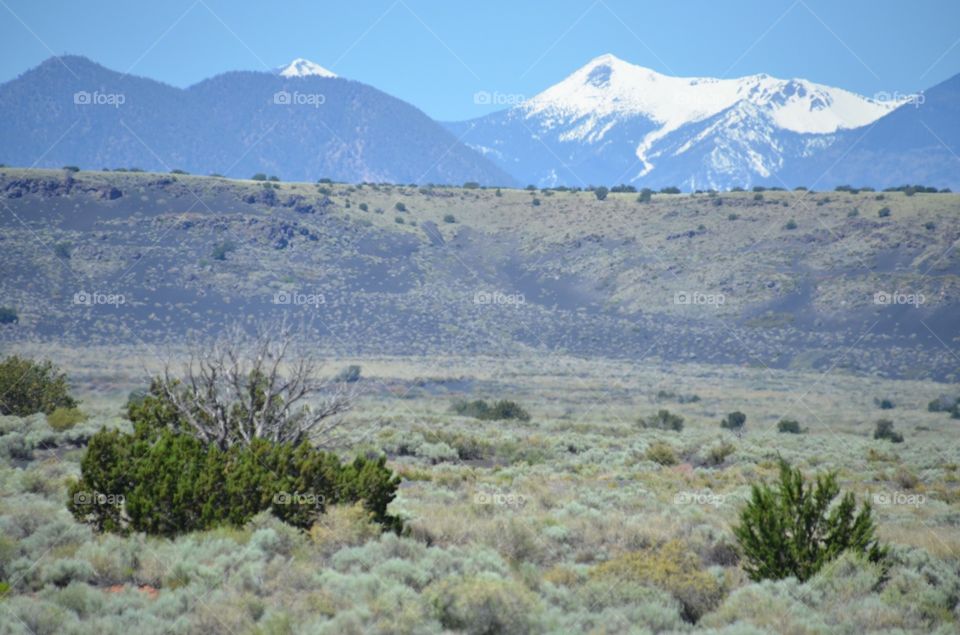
[2,0,958,121]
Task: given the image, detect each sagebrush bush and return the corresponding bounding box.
[591,540,725,622]
[309,503,381,555]
[46,407,87,431]
[777,419,802,434]
[452,399,530,422]
[733,460,887,582]
[720,411,746,431]
[0,356,77,416]
[704,440,736,466]
[427,573,542,635]
[645,441,678,466]
[874,419,903,443]
[638,409,684,432]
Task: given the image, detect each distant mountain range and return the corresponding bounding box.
[447,54,959,190]
[0,56,513,185]
[1,54,957,189]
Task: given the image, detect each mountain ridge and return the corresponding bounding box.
[448,54,955,190]
[0,55,514,185]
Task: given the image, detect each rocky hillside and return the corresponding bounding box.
[1,168,958,380]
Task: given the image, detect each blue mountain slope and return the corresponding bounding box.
[0,56,514,185]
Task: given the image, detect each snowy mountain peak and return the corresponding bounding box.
[523,55,902,136]
[456,54,919,190]
[276,58,337,78]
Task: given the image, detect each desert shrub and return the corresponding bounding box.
[927,394,959,413]
[0,306,18,324]
[394,202,406,212]
[0,356,77,416]
[656,390,695,403]
[733,459,887,582]
[645,441,678,466]
[531,198,541,206]
[358,202,368,211]
[557,579,685,632]
[777,419,803,434]
[427,574,541,635]
[591,540,725,622]
[637,409,684,432]
[309,503,381,554]
[1,596,73,634]
[452,399,530,422]
[704,440,735,466]
[784,219,797,229]
[720,411,746,431]
[251,173,267,181]
[67,408,401,536]
[429,430,492,460]
[878,206,891,217]
[877,546,960,630]
[334,364,362,383]
[40,558,97,588]
[594,186,609,201]
[443,214,456,223]
[210,241,236,261]
[636,188,653,203]
[873,419,903,443]
[46,407,87,431]
[54,242,71,259]
[699,578,813,631]
[876,398,895,409]
[893,466,920,490]
[417,441,459,464]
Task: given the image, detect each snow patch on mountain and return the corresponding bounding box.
[277,58,337,78]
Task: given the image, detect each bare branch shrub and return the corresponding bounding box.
[156,319,363,450]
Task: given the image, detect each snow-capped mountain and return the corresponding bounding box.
[276,57,337,78]
[448,53,906,189]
